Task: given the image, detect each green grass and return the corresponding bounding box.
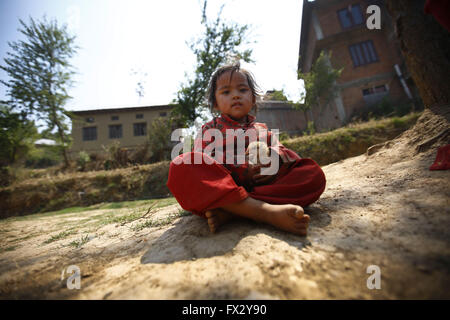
[0,197,178,224]
[281,112,421,166]
[68,234,91,248]
[132,209,191,232]
[0,245,19,253]
[7,233,40,244]
[43,229,78,245]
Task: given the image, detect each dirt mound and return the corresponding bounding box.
[0,109,449,299]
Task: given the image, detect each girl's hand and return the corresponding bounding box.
[252,162,277,186]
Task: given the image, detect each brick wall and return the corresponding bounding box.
[309,1,414,121]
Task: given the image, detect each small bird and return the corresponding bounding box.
[246,141,270,165]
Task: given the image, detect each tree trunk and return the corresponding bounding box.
[303,110,309,130]
[384,0,450,153]
[57,125,70,168]
[385,0,450,109]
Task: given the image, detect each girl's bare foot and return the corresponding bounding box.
[263,204,310,236]
[205,209,235,233]
[220,197,310,236]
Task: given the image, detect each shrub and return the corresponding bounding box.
[77,151,90,171]
[102,141,129,169]
[147,117,175,162]
[24,145,62,168]
[350,97,423,121]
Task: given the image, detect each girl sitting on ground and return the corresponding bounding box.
[167,62,326,236]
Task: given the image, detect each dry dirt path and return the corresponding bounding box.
[1,116,449,299]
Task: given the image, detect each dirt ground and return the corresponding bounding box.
[0,109,449,299]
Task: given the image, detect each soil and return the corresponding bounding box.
[0,108,449,299]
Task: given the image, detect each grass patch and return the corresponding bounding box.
[7,233,41,244]
[0,197,178,225]
[43,229,77,245]
[68,234,91,248]
[132,209,191,232]
[0,245,19,253]
[282,112,421,166]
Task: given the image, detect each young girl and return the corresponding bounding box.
[167,63,326,236]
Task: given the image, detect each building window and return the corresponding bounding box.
[338,4,364,29]
[82,127,97,141]
[85,117,95,123]
[362,84,389,105]
[133,122,147,136]
[160,112,167,117]
[349,40,378,67]
[109,124,122,139]
[136,114,144,119]
[363,85,388,96]
[111,115,119,121]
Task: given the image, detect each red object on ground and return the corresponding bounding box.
[167,152,326,218]
[429,144,450,170]
[424,0,450,32]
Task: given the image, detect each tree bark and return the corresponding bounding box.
[385,0,450,109]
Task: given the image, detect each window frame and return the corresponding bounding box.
[133,122,147,137]
[349,40,379,67]
[337,4,364,30]
[82,126,97,141]
[109,124,123,139]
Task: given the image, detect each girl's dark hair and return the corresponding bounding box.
[206,61,262,114]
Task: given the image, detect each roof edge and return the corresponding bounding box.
[70,104,177,115]
[298,1,314,75]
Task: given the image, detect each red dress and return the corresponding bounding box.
[166,113,326,218]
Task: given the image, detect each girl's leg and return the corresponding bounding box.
[167,153,313,235]
[167,152,248,218]
[250,158,326,207]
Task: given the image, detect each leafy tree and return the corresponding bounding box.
[147,117,176,162]
[296,50,342,126]
[0,104,38,166]
[0,16,78,167]
[172,0,254,127]
[265,89,290,102]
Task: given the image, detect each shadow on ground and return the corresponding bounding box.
[140,206,331,264]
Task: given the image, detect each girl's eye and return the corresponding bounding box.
[240,88,248,92]
[222,90,229,94]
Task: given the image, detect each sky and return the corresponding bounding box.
[0,0,305,115]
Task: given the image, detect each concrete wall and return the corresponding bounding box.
[253,101,308,135]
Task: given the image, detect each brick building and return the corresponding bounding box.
[298,0,419,130]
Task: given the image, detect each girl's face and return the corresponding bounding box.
[214,70,255,123]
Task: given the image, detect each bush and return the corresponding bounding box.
[77,151,90,171]
[102,141,130,170]
[129,142,151,165]
[283,112,421,166]
[279,132,290,142]
[25,145,62,168]
[350,97,423,121]
[147,117,175,162]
